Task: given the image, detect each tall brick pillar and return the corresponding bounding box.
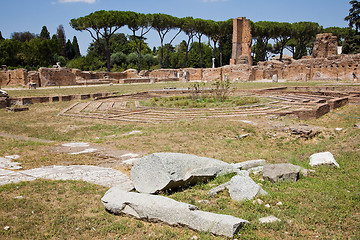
[230,17,252,66]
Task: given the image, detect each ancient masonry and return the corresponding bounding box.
[230,17,252,66]
[1,19,359,87]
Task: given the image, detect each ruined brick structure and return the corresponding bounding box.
[230,17,252,66]
[312,33,338,59]
[1,18,359,87]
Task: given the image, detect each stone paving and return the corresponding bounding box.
[0,165,133,190]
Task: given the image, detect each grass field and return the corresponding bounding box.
[0,81,359,239]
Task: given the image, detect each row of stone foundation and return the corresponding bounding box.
[1,53,358,88]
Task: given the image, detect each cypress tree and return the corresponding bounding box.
[72,36,81,57]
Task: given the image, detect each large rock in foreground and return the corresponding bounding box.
[102,186,248,237]
[131,153,235,194]
[263,163,302,183]
[208,171,268,201]
[309,152,340,168]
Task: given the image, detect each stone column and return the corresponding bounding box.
[230,17,252,66]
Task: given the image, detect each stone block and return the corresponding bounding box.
[102,187,248,237]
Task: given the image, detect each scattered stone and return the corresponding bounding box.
[123,130,143,136]
[5,155,20,160]
[252,199,264,205]
[264,204,271,208]
[70,148,98,155]
[263,163,302,183]
[276,201,283,206]
[272,74,278,83]
[6,107,29,112]
[0,165,133,190]
[231,159,266,170]
[131,153,237,194]
[248,166,264,175]
[197,200,210,205]
[234,133,250,140]
[14,196,23,199]
[121,153,139,158]
[207,183,227,198]
[289,125,319,139]
[62,142,90,148]
[191,236,198,240]
[3,226,10,231]
[300,168,315,177]
[0,89,8,97]
[240,120,256,125]
[309,152,339,168]
[122,158,141,166]
[102,186,248,238]
[335,128,343,131]
[0,157,22,170]
[354,123,360,129]
[226,174,268,201]
[259,215,281,224]
[208,171,267,201]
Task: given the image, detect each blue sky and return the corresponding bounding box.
[0,0,351,55]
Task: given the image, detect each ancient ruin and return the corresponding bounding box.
[230,17,253,66]
[312,33,339,59]
[1,18,359,89]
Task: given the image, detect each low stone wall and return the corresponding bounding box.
[8,92,118,106]
[294,103,331,120]
[256,54,360,81]
[0,69,28,86]
[39,68,76,87]
[1,53,359,87]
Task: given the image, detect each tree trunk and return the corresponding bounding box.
[105,38,111,72]
[199,36,203,68]
[137,38,142,73]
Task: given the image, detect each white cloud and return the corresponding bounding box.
[58,0,96,3]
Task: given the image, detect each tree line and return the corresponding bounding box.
[1,0,359,72]
[0,25,80,70]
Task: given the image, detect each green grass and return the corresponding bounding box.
[0,81,359,239]
[141,95,262,108]
[4,80,329,98]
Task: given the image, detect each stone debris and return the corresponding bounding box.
[276,201,283,206]
[62,142,90,148]
[0,89,8,97]
[123,130,143,136]
[5,155,20,160]
[248,166,264,174]
[0,156,22,170]
[121,153,139,158]
[309,152,340,168]
[335,128,343,131]
[239,120,256,125]
[263,163,302,183]
[354,123,360,129]
[289,125,319,139]
[208,171,267,201]
[6,107,29,112]
[122,158,141,166]
[101,186,248,237]
[259,215,281,224]
[3,226,10,231]
[197,200,210,205]
[231,159,266,170]
[234,133,250,140]
[252,199,264,205]
[0,165,133,190]
[70,148,98,155]
[131,152,237,194]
